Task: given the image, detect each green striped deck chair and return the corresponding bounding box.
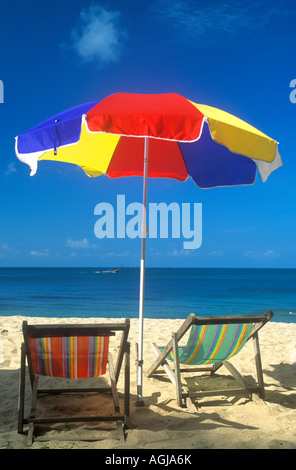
[18,320,130,445]
[146,311,273,409]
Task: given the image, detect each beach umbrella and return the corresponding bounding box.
[15,92,282,405]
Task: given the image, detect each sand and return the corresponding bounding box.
[0,315,296,450]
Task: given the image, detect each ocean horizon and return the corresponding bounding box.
[0,267,295,323]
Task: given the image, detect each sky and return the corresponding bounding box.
[0,0,296,268]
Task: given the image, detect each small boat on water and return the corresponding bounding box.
[98,269,121,274]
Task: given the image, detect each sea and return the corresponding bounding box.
[0,267,295,323]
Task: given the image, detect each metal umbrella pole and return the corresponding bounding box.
[136,137,149,406]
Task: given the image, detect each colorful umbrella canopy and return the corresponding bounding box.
[15,92,283,405]
[16,93,282,186]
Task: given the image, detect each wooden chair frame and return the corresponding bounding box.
[18,319,130,445]
[146,311,273,410]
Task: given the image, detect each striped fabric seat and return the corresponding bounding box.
[28,335,109,378]
[147,312,273,409]
[167,323,252,365]
[18,320,131,445]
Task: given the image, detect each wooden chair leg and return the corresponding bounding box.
[27,375,39,446]
[108,353,120,415]
[172,333,183,407]
[223,360,247,390]
[108,353,125,441]
[124,342,130,428]
[18,343,26,434]
[253,332,265,399]
[151,343,178,387]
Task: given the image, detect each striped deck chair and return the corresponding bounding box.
[18,320,130,445]
[146,311,273,409]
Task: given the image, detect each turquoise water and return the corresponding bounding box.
[0,268,295,323]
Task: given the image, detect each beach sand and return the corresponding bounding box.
[1,315,296,450]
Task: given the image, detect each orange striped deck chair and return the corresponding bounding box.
[146,312,273,409]
[18,320,130,445]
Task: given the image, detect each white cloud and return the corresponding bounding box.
[154,0,289,38]
[66,238,96,249]
[30,249,50,257]
[100,250,131,258]
[262,250,279,258]
[4,163,17,176]
[169,249,191,256]
[0,243,17,257]
[100,251,115,258]
[244,249,279,259]
[63,4,127,66]
[222,228,251,233]
[209,250,224,257]
[117,251,132,257]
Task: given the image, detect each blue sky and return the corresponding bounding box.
[0,0,296,268]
